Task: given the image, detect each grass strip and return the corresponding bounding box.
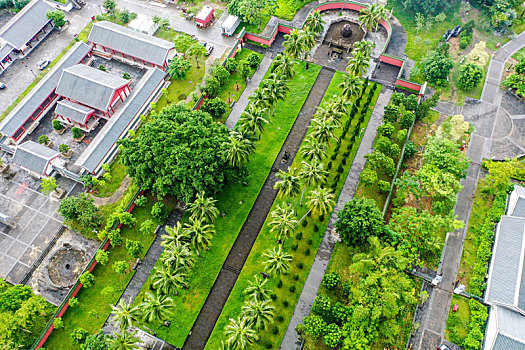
[206,74,381,349]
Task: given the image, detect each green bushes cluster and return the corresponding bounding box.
[459,20,474,49]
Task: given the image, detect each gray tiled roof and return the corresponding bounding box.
[486,216,525,307]
[55,99,94,124]
[512,188,525,218]
[55,64,129,111]
[12,140,59,174]
[0,42,14,60]
[490,306,525,349]
[0,42,91,137]
[75,68,165,173]
[0,0,54,49]
[88,21,174,66]
[494,335,525,350]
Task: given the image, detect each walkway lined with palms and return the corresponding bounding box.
[281,87,393,349]
[183,67,335,349]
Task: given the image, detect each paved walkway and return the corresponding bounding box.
[413,31,525,349]
[183,68,334,350]
[225,55,273,129]
[281,86,393,349]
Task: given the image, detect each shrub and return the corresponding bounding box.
[168,56,192,80]
[319,214,325,222]
[123,72,131,79]
[295,232,302,240]
[38,135,49,145]
[140,219,156,235]
[301,219,308,227]
[59,144,70,154]
[270,293,277,301]
[330,154,337,161]
[113,260,128,274]
[361,168,378,187]
[98,64,106,71]
[68,297,79,308]
[313,224,319,232]
[95,250,109,266]
[277,315,284,322]
[53,317,64,329]
[272,326,279,335]
[378,180,391,194]
[291,243,298,251]
[404,140,418,159]
[293,274,299,281]
[323,323,343,348]
[305,247,311,256]
[70,327,89,344]
[322,273,341,290]
[277,280,283,288]
[458,62,483,90]
[377,122,395,138]
[265,342,273,349]
[134,195,147,207]
[342,282,351,297]
[52,119,63,130]
[201,97,227,120]
[126,239,144,258]
[312,295,332,318]
[72,127,83,139]
[327,161,332,170]
[289,285,296,293]
[298,262,304,269]
[246,52,261,68]
[283,300,289,307]
[224,57,238,73]
[80,272,95,288]
[108,228,122,246]
[151,202,168,222]
[307,239,313,245]
[337,165,343,173]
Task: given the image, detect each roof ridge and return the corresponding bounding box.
[65,65,129,89]
[94,21,174,49]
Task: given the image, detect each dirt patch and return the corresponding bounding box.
[93,175,132,207]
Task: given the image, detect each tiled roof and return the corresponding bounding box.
[12,140,59,174]
[55,99,94,124]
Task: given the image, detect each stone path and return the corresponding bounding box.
[183,67,335,350]
[225,55,273,129]
[281,86,393,349]
[412,31,525,349]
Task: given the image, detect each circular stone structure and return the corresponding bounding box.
[47,247,86,287]
[341,23,352,37]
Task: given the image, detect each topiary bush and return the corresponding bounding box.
[322,272,341,290]
[289,285,296,293]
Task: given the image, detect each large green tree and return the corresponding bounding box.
[118,105,234,202]
[236,0,277,31]
[335,198,385,246]
[401,0,455,16]
[58,193,103,238]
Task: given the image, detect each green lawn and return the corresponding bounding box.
[217,49,263,122]
[0,22,93,121]
[133,61,322,347]
[43,195,177,350]
[275,0,315,21]
[206,75,381,349]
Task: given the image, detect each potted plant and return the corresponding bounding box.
[72,127,85,142]
[59,144,72,158]
[38,134,53,147]
[40,177,65,199]
[52,119,66,134]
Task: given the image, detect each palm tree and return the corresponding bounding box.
[315,104,341,126]
[242,298,275,330]
[274,167,301,215]
[263,246,292,275]
[110,299,141,331]
[107,329,140,350]
[346,50,370,77]
[310,117,337,145]
[299,29,316,53]
[307,187,335,215]
[161,222,187,247]
[299,160,328,206]
[161,242,195,271]
[339,73,364,100]
[371,4,388,31]
[140,292,174,323]
[188,192,220,223]
[269,204,297,242]
[224,317,258,349]
[354,40,376,59]
[239,104,269,139]
[263,73,289,120]
[359,4,387,32]
[152,264,187,296]
[283,29,304,60]
[305,10,325,35]
[272,54,295,80]
[183,217,215,255]
[248,86,270,110]
[330,96,349,122]
[244,275,270,301]
[222,131,255,168]
[300,137,328,163]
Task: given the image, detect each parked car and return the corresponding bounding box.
[0,82,6,89]
[199,41,214,56]
[438,344,452,350]
[37,59,50,70]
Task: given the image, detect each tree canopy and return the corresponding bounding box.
[335,198,385,246]
[118,104,235,202]
[401,0,455,16]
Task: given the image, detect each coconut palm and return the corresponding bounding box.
[244,275,270,301]
[310,117,337,145]
[339,73,364,100]
[315,104,341,126]
[272,54,295,80]
[269,204,297,242]
[183,217,215,255]
[107,329,140,350]
[359,4,387,32]
[300,136,328,162]
[283,29,304,60]
[188,192,220,223]
[152,264,188,296]
[222,131,256,168]
[307,187,335,215]
[263,246,292,275]
[239,104,269,138]
[263,73,289,120]
[346,50,370,77]
[224,317,258,349]
[330,96,349,121]
[249,86,271,110]
[110,298,141,331]
[305,10,325,35]
[298,160,328,206]
[161,222,187,247]
[242,298,275,330]
[354,40,376,59]
[300,29,316,52]
[140,292,174,323]
[274,167,301,215]
[161,242,195,271]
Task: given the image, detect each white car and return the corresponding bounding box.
[199,42,214,56]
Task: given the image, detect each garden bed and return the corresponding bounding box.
[205,74,381,349]
[133,61,322,347]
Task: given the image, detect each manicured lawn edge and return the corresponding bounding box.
[205,76,381,349]
[134,61,322,347]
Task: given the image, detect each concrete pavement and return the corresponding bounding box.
[281,87,394,349]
